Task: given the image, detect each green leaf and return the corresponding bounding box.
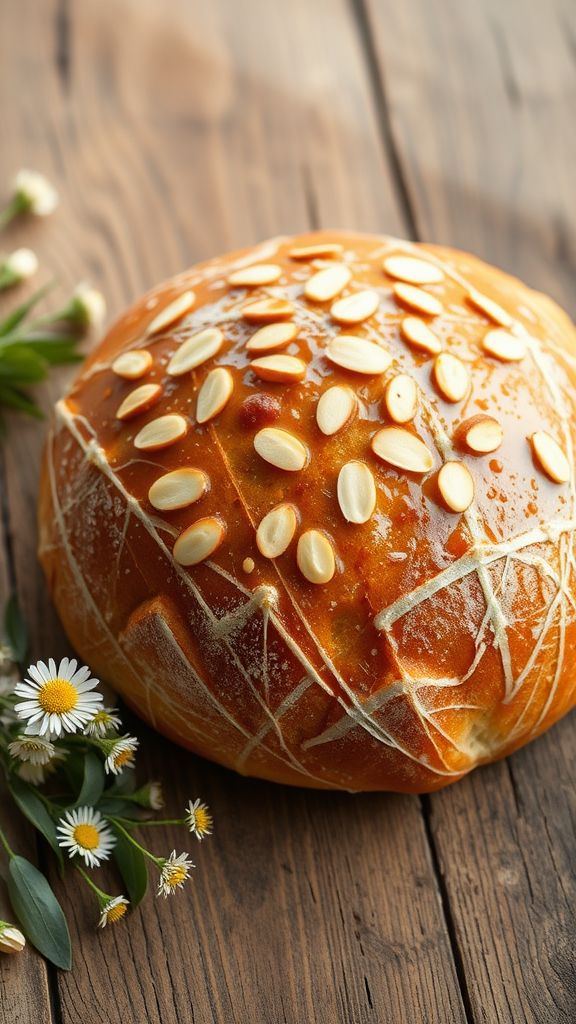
[106,770,137,796]
[0,284,51,338]
[0,346,48,383]
[8,778,63,867]
[25,342,83,365]
[0,384,44,418]
[75,751,105,807]
[4,594,28,661]
[7,856,72,970]
[112,828,148,908]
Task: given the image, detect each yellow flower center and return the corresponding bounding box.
[38,678,78,715]
[73,823,100,850]
[167,866,187,887]
[114,749,134,768]
[194,808,211,834]
[106,903,127,924]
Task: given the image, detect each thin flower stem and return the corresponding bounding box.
[0,197,23,230]
[109,818,162,866]
[75,864,109,902]
[127,818,184,828]
[0,823,15,858]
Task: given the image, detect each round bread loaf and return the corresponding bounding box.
[38,232,576,792]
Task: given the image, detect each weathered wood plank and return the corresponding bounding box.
[0,0,468,1021]
[362,0,576,1020]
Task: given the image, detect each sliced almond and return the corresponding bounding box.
[134,414,188,451]
[459,415,503,454]
[401,316,442,355]
[392,283,443,317]
[316,385,357,435]
[145,291,195,336]
[384,374,418,424]
[254,427,308,471]
[196,367,234,423]
[246,322,297,353]
[337,462,377,524]
[530,431,570,484]
[173,516,225,566]
[112,349,153,380]
[433,352,470,403]
[304,264,351,302]
[167,328,224,376]
[371,426,434,474]
[250,354,306,384]
[289,243,344,260]
[466,288,513,328]
[438,461,475,513]
[326,335,392,375]
[297,530,336,584]
[330,290,379,324]
[242,298,294,322]
[148,468,208,511]
[256,503,298,558]
[116,383,163,421]
[228,263,282,287]
[383,254,444,285]
[482,328,526,363]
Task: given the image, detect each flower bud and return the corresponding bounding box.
[0,922,26,954]
[63,283,106,330]
[0,248,39,288]
[13,169,58,217]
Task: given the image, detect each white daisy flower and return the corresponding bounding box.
[13,169,59,216]
[56,807,116,868]
[157,851,194,898]
[98,895,129,928]
[8,734,55,765]
[148,782,164,810]
[104,735,138,775]
[64,283,106,330]
[0,247,38,288]
[84,707,122,738]
[17,747,66,785]
[185,799,213,841]
[14,658,103,738]
[0,922,26,954]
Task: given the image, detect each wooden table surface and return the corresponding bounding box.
[1,1,575,1022]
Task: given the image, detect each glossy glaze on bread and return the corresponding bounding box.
[38,232,576,792]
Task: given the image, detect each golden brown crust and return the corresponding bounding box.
[38,231,576,792]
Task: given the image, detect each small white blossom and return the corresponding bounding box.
[67,283,106,330]
[104,735,139,775]
[185,798,213,841]
[9,735,55,765]
[0,922,26,954]
[149,782,164,810]
[14,657,102,739]
[98,895,129,928]
[157,851,194,898]
[0,248,38,286]
[84,707,122,738]
[56,807,116,868]
[13,169,58,216]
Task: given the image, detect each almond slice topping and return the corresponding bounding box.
[256,503,298,558]
[246,323,297,353]
[116,383,163,421]
[438,461,475,513]
[337,461,377,524]
[401,316,442,355]
[228,263,282,287]
[371,427,434,474]
[433,352,470,403]
[384,374,418,424]
[173,516,225,566]
[297,530,336,584]
[326,335,392,375]
[383,254,444,285]
[254,427,308,471]
[134,414,188,451]
[196,367,234,423]
[392,283,443,317]
[316,385,357,435]
[530,431,570,484]
[289,243,344,260]
[304,265,351,302]
[167,328,224,376]
[466,288,513,328]
[330,290,379,324]
[112,349,153,380]
[242,298,294,322]
[459,415,503,454]
[482,328,526,362]
[145,291,195,336]
[250,354,306,384]
[148,468,208,511]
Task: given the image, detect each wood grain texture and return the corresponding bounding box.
[0,1,469,1022]
[363,0,576,1020]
